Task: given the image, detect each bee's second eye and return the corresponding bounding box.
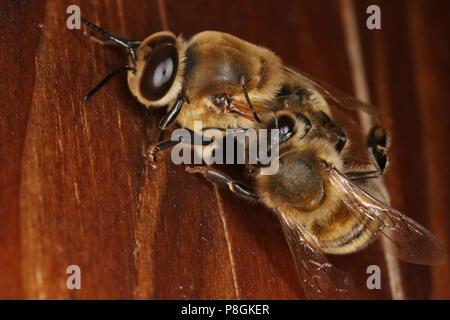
[140,45,178,101]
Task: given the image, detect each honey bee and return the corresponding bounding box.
[186,107,447,299]
[79,18,377,160]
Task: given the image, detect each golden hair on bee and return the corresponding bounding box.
[127,31,186,108]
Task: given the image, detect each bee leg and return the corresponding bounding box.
[83,30,142,48]
[345,170,379,180]
[345,125,388,180]
[186,167,258,200]
[158,97,186,141]
[314,111,347,153]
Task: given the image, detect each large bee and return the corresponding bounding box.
[186,107,447,299]
[80,18,376,160]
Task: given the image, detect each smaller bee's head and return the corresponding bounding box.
[129,32,185,107]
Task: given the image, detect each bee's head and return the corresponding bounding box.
[129,32,185,107]
[263,109,312,151]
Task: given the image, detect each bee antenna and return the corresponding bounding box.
[240,76,261,123]
[81,17,137,65]
[84,66,136,101]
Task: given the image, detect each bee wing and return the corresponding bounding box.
[327,167,447,265]
[283,66,380,117]
[275,209,354,299]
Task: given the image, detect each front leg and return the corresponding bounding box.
[186,166,258,200]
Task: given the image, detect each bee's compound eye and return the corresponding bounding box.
[277,115,295,138]
[140,45,179,101]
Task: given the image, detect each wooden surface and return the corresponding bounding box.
[0,0,448,299]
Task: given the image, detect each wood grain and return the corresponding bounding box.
[0,0,448,299]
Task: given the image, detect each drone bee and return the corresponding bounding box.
[186,107,447,300]
[79,18,377,161]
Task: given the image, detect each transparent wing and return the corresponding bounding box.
[283,66,380,117]
[275,209,354,299]
[327,167,447,265]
